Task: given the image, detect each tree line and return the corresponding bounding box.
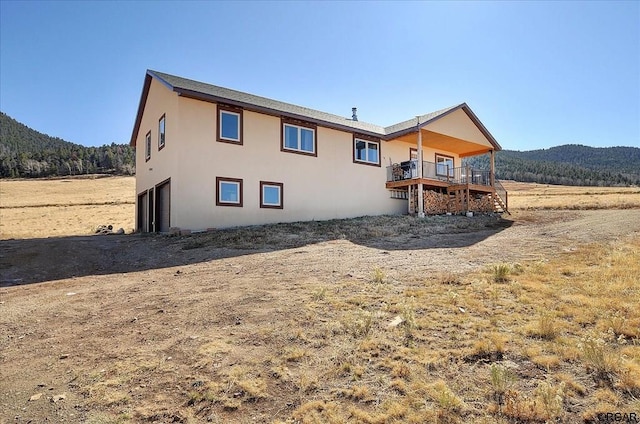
[0,112,135,178]
[464,145,640,187]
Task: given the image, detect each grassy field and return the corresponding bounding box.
[1,176,638,239]
[502,181,640,210]
[1,177,639,423]
[0,176,135,239]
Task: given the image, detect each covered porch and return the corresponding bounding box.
[382,104,508,214]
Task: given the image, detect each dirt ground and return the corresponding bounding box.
[1,208,639,423]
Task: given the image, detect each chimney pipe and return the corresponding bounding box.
[352,107,358,121]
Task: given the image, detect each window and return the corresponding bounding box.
[353,137,380,166]
[281,119,316,156]
[216,177,243,207]
[217,104,243,144]
[436,154,454,177]
[158,114,166,150]
[145,131,151,161]
[410,148,418,160]
[260,181,283,209]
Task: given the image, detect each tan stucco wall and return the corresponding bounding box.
[384,140,461,168]
[136,81,409,230]
[424,108,493,149]
[135,79,479,231]
[135,78,180,229]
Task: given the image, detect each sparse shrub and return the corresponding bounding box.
[283,347,307,362]
[429,380,463,413]
[535,380,565,421]
[437,272,463,285]
[467,334,505,362]
[401,300,417,345]
[491,263,511,283]
[603,312,631,339]
[346,385,372,401]
[531,354,561,370]
[292,400,344,424]
[237,378,268,401]
[311,287,327,301]
[346,310,374,338]
[372,267,385,284]
[297,372,319,394]
[390,378,407,394]
[490,363,515,402]
[579,336,622,385]
[446,290,459,305]
[527,312,559,340]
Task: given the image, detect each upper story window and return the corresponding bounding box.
[353,136,380,166]
[281,118,317,156]
[436,153,454,177]
[217,104,243,144]
[145,131,151,161]
[158,114,166,150]
[216,177,243,207]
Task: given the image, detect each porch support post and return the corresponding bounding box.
[490,149,496,187]
[416,119,425,218]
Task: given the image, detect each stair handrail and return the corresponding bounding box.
[494,179,509,212]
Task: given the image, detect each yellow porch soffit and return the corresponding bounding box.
[390,129,492,157]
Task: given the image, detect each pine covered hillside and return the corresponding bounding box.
[0,112,135,178]
[465,144,640,186]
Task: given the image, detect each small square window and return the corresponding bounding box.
[217,105,243,144]
[353,137,380,166]
[282,121,316,156]
[216,177,243,207]
[145,131,151,161]
[158,114,166,150]
[260,181,283,209]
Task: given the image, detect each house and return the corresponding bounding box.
[130,70,507,233]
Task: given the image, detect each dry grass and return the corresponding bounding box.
[2,178,640,422]
[0,176,135,239]
[9,234,635,423]
[502,180,640,210]
[216,236,639,423]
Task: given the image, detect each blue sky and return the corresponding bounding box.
[1,1,638,150]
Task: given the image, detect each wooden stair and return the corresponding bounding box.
[488,191,509,214]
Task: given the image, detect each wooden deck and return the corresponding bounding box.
[385,178,494,194]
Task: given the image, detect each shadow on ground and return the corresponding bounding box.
[0,214,512,286]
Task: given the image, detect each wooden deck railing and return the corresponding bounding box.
[494,179,509,212]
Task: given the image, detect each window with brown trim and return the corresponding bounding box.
[217,104,243,144]
[145,131,151,162]
[281,118,317,156]
[158,114,166,150]
[353,134,381,166]
[260,181,283,209]
[216,177,243,207]
[435,153,454,177]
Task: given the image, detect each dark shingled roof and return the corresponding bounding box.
[131,70,500,150]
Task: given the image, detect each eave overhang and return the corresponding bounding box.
[130,70,502,154]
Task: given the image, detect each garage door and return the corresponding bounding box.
[155,180,171,233]
[137,192,148,232]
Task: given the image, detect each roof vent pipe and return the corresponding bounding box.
[352,107,358,121]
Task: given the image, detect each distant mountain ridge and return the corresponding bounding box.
[464,144,640,186]
[1,112,638,185]
[0,112,135,178]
